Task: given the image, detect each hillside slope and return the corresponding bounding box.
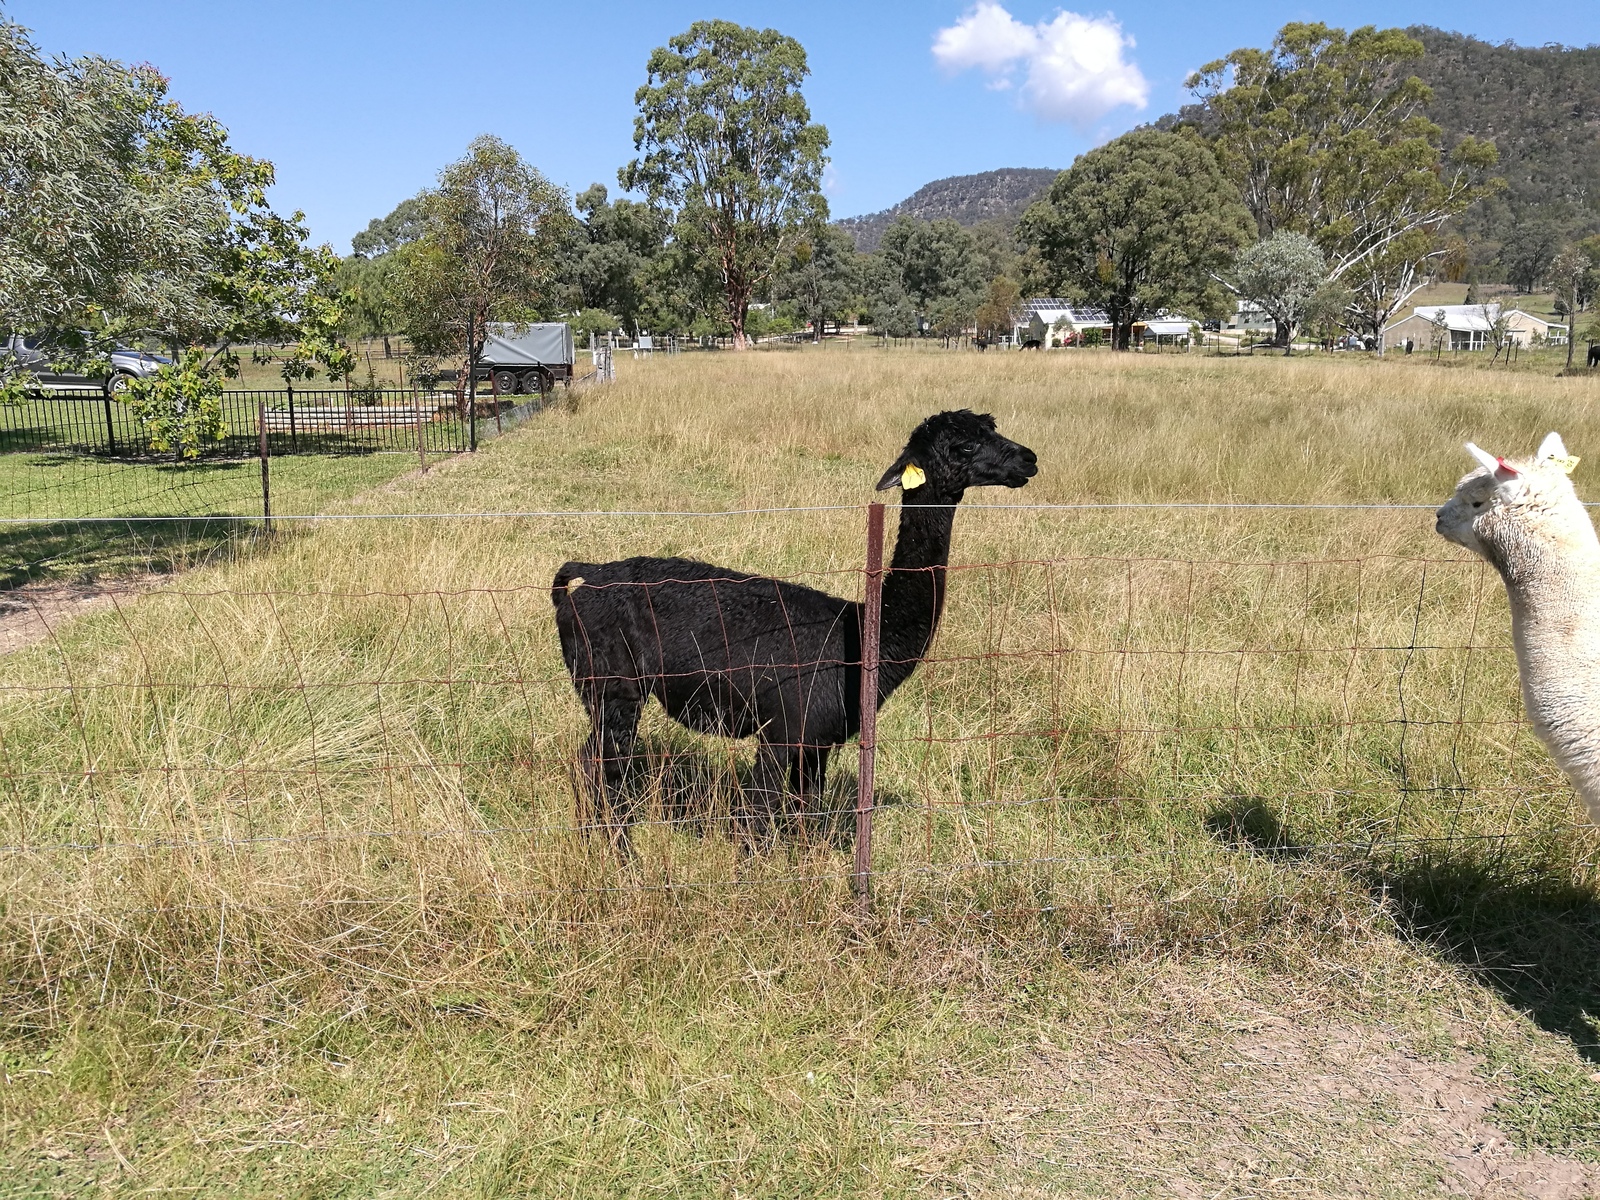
[1407,26,1600,242]
[835,167,1059,251]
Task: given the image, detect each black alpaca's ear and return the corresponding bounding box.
[876,452,924,491]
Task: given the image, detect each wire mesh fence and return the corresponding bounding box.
[1,501,1585,977]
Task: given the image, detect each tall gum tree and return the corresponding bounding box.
[622,21,829,350]
[1185,22,1500,346]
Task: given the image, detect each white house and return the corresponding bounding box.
[1223,300,1274,335]
[1383,304,1568,353]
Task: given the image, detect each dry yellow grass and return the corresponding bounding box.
[5,346,1600,1196]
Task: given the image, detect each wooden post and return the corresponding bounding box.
[257,400,271,534]
[415,382,426,473]
[855,501,886,917]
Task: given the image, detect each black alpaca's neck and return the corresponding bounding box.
[873,489,960,702]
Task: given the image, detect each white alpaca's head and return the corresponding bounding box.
[1435,432,1588,566]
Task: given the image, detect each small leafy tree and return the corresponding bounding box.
[395,136,572,416]
[1428,309,1451,358]
[1481,305,1514,364]
[1550,249,1593,368]
[124,349,226,459]
[975,276,1022,342]
[1018,132,1254,350]
[623,21,829,350]
[1231,232,1326,353]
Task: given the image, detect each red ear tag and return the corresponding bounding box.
[1496,457,1521,476]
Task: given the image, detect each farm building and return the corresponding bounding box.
[1382,304,1568,353]
[1012,300,1195,348]
[1223,300,1274,335]
[1014,299,1112,347]
[1144,316,1195,348]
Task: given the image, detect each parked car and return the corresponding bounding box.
[1,333,170,396]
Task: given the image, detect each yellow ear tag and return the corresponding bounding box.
[566,576,585,593]
[1554,455,1581,475]
[900,464,926,490]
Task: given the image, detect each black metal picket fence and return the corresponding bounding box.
[0,387,482,458]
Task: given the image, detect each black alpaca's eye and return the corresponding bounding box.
[952,443,977,460]
[1472,501,1483,508]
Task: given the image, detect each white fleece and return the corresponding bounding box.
[1436,432,1600,821]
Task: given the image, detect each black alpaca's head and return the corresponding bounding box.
[875,410,1038,498]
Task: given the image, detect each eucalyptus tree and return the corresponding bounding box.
[1019,132,1254,350]
[1186,22,1500,327]
[622,21,829,349]
[773,224,859,341]
[0,17,344,369]
[0,12,347,450]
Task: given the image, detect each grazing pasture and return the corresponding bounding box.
[5,346,1600,1197]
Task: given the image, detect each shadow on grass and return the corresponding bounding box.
[584,737,907,851]
[1207,797,1600,1060]
[0,517,257,590]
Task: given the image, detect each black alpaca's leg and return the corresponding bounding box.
[789,744,832,842]
[579,681,642,848]
[737,741,789,848]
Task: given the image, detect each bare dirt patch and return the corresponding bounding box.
[898,1006,1600,1198]
[0,575,164,654]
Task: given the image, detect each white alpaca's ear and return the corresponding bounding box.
[1465,443,1502,474]
[1538,431,1568,461]
[1536,431,1581,473]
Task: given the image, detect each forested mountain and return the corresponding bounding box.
[1406,27,1600,250]
[836,168,1058,251]
[1149,27,1599,284]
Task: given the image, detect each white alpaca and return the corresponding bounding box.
[1435,432,1600,821]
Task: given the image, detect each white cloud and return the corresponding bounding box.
[932,3,1149,127]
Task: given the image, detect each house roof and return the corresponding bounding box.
[1393,304,1498,333]
[1388,304,1557,335]
[1502,308,1553,329]
[1145,318,1192,336]
[1022,298,1110,325]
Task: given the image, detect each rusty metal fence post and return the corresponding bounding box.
[855,501,886,915]
[257,400,272,533]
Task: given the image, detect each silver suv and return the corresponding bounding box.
[2,333,170,396]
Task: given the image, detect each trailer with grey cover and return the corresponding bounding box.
[474,322,575,396]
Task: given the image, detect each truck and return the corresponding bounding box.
[472,322,575,396]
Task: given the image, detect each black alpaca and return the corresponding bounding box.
[551,411,1038,841]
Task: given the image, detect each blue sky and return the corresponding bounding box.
[12,2,1598,253]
